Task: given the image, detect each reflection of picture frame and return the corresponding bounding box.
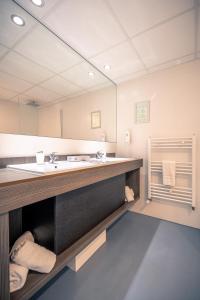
[91,111,101,129]
[135,101,150,123]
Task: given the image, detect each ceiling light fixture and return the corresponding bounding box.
[88,71,94,77]
[11,15,25,26]
[104,64,111,71]
[31,0,45,7]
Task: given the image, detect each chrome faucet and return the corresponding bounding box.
[96,150,105,160]
[49,152,57,164]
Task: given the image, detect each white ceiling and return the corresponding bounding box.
[15,0,200,84]
[0,0,111,106]
[0,0,199,105]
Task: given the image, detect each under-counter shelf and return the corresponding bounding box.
[11,202,134,300]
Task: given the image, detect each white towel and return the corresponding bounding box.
[125,186,134,202]
[11,240,56,274]
[10,231,34,257]
[10,263,28,293]
[162,160,176,186]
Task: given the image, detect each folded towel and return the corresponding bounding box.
[11,240,56,273]
[10,231,34,257]
[125,186,134,202]
[10,263,28,293]
[162,160,176,186]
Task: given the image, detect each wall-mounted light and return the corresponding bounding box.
[11,15,25,26]
[31,0,45,7]
[104,65,111,71]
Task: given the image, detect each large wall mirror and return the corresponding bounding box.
[0,0,117,142]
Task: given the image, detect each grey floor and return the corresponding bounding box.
[32,212,200,300]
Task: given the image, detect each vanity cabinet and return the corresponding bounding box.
[22,174,125,254]
[0,158,142,300]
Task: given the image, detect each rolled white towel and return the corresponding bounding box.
[125,186,134,202]
[10,263,28,293]
[10,231,34,257]
[11,240,56,273]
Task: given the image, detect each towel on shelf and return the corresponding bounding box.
[11,240,56,273]
[162,160,176,186]
[125,186,134,202]
[10,263,28,293]
[10,231,34,257]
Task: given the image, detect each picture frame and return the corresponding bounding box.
[135,101,150,124]
[91,111,101,129]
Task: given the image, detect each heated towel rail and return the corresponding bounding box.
[148,135,196,209]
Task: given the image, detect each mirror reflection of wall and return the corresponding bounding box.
[0,0,116,142]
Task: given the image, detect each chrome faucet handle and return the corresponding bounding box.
[49,152,57,164]
[96,150,104,159]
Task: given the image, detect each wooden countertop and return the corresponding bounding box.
[0,168,39,186]
[0,158,143,213]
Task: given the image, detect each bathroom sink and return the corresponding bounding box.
[7,158,132,175]
[7,161,94,175]
[89,157,131,163]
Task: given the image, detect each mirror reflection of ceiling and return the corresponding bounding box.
[14,0,199,84]
[0,0,113,107]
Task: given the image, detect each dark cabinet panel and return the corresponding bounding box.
[55,174,125,253]
[22,175,125,254]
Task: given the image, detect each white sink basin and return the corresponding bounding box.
[8,161,94,174]
[7,158,131,175]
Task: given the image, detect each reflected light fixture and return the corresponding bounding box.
[31,0,45,7]
[11,15,25,26]
[88,71,94,77]
[104,64,111,71]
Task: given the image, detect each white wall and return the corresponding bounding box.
[38,86,116,142]
[0,133,116,157]
[38,103,61,138]
[0,100,19,134]
[117,60,200,228]
[0,100,38,135]
[19,104,38,135]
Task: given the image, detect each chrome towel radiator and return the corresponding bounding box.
[148,135,196,209]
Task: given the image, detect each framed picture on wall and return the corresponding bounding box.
[135,101,150,123]
[91,111,101,129]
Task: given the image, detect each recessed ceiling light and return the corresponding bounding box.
[88,71,94,77]
[31,0,45,7]
[11,15,25,26]
[104,65,111,71]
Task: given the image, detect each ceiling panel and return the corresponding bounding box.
[107,0,194,37]
[61,62,108,89]
[0,51,53,84]
[148,53,195,73]
[91,41,145,80]
[14,25,82,73]
[40,75,82,97]
[0,0,36,48]
[15,0,61,19]
[1,0,197,88]
[43,0,126,57]
[0,70,32,93]
[0,44,9,58]
[114,70,147,84]
[24,86,62,104]
[0,86,18,100]
[132,11,195,68]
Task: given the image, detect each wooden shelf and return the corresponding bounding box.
[11,202,134,300]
